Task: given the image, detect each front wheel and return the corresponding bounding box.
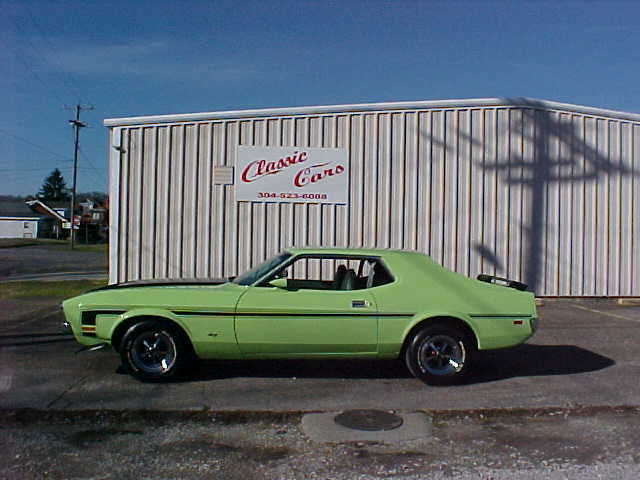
[120,320,192,382]
[404,324,474,385]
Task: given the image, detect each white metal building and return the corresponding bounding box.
[0,217,39,239]
[104,98,640,297]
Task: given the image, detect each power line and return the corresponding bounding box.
[14,10,84,103]
[12,49,68,106]
[78,146,108,179]
[0,166,73,173]
[75,124,108,187]
[24,5,85,101]
[77,159,108,189]
[1,169,72,180]
[77,171,108,192]
[78,162,107,172]
[0,129,71,161]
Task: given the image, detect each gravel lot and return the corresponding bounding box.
[1,408,639,479]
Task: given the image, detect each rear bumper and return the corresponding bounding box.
[530,316,539,333]
[472,315,537,350]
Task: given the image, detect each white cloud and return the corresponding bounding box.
[45,39,260,82]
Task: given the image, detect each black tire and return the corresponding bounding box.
[119,320,192,382]
[404,324,474,386]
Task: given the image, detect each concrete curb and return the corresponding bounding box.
[534,297,640,307]
[0,271,108,283]
[1,405,638,424]
[618,298,640,306]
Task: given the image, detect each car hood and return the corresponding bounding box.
[89,277,231,292]
[64,280,245,314]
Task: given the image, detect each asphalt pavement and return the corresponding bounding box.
[1,298,639,412]
[2,246,639,477]
[0,244,107,280]
[1,297,639,479]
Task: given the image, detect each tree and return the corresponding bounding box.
[38,168,70,202]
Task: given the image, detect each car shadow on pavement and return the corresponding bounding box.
[179,344,614,384]
[183,358,413,382]
[468,343,615,384]
[0,333,75,349]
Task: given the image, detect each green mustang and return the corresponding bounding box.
[62,248,537,385]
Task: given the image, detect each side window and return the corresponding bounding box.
[365,260,394,288]
[279,257,359,291]
[268,256,393,291]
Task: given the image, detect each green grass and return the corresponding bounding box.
[0,239,108,252]
[0,280,108,299]
[72,243,109,253]
[0,238,67,248]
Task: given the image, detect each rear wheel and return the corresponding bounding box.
[404,324,474,385]
[120,320,192,382]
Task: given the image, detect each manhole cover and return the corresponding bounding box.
[334,409,403,431]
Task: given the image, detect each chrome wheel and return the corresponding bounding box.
[130,330,177,374]
[417,334,466,376]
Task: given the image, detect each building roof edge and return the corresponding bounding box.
[104,97,640,127]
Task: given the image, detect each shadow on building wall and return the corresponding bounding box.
[424,98,639,294]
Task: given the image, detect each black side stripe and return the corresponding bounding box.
[81,310,126,325]
[172,311,415,317]
[80,310,415,322]
[80,311,532,321]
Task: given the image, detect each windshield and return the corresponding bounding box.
[232,251,292,286]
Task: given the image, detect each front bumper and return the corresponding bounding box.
[60,303,73,335]
[61,320,73,334]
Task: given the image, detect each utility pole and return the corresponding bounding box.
[66,103,93,249]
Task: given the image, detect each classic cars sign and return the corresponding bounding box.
[235,146,349,204]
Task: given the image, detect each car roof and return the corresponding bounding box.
[286,247,423,258]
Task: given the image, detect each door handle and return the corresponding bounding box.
[352,300,368,308]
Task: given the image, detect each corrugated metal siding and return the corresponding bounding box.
[108,103,640,296]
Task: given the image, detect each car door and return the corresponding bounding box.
[234,258,379,356]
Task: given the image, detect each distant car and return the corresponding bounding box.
[62,248,537,385]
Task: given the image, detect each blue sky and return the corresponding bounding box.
[2,0,639,196]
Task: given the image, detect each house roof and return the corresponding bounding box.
[25,200,68,222]
[0,199,39,218]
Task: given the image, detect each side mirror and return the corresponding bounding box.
[269,277,288,289]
